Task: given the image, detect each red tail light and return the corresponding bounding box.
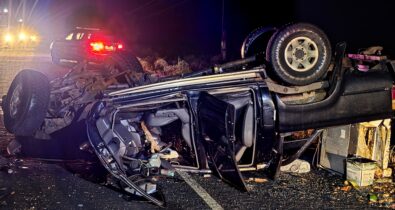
[90,42,104,52]
[90,40,120,53]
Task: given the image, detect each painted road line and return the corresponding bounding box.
[177,170,223,210]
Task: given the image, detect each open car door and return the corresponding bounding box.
[197,92,248,191]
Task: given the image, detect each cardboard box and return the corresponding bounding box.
[346,157,377,187]
[319,119,391,176]
[353,119,391,169]
[319,125,356,175]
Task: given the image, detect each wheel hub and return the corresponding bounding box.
[294,48,307,60]
[284,36,319,72]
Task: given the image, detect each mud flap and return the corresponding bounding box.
[197,92,248,191]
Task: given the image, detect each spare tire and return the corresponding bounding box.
[266,23,331,86]
[240,26,277,59]
[2,70,50,136]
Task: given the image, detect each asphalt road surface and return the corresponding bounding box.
[0,49,385,209]
[0,49,69,97]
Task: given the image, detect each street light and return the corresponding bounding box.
[30,35,37,42]
[3,8,8,13]
[18,18,23,23]
[4,33,12,43]
[18,32,27,41]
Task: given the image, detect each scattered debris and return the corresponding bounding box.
[245,177,268,183]
[163,59,191,76]
[280,159,311,173]
[6,139,21,155]
[140,121,161,153]
[354,120,391,170]
[375,178,393,184]
[376,167,393,178]
[369,194,378,202]
[7,169,13,174]
[368,181,395,207]
[139,56,210,77]
[344,180,360,191]
[346,157,377,187]
[319,125,351,174]
[79,142,92,152]
[340,186,351,192]
[320,119,394,207]
[361,46,383,55]
[291,130,314,139]
[319,119,392,177]
[338,176,394,208]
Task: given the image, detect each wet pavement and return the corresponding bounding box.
[0,49,393,209]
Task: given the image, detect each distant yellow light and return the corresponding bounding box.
[4,33,12,42]
[30,35,37,42]
[18,32,27,41]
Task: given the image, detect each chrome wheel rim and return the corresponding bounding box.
[284,36,319,72]
[9,83,23,118]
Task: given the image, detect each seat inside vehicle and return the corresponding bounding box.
[226,98,255,162]
[197,90,257,164]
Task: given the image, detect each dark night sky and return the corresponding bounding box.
[30,0,395,58]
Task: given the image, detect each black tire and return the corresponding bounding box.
[104,51,146,86]
[267,23,331,85]
[265,29,281,62]
[2,70,50,136]
[240,26,277,59]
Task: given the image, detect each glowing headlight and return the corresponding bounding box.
[18,32,27,41]
[4,33,12,42]
[30,35,37,42]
